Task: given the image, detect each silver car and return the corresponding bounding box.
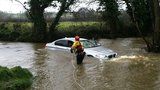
[46,37,117,59]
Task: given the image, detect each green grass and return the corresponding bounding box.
[58,21,101,29]
[60,21,99,26]
[0,22,32,30]
[0,66,33,90]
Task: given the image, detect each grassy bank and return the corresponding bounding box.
[0,21,138,42]
[0,66,33,90]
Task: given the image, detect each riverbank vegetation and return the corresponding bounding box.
[0,66,33,90]
[0,21,139,42]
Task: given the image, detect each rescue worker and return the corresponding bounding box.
[71,36,85,65]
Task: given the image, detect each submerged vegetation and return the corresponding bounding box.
[0,66,33,90]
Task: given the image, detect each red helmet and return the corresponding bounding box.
[75,36,80,41]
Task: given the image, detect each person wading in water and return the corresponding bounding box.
[71,36,85,65]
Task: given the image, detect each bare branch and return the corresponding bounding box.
[50,3,57,7]
[87,0,97,6]
[66,0,75,8]
[14,0,29,11]
[14,0,33,19]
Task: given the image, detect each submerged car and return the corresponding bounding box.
[46,37,117,59]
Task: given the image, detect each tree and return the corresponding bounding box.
[49,0,75,38]
[152,0,160,52]
[14,0,75,42]
[124,0,160,52]
[29,0,50,42]
[123,0,153,51]
[72,8,99,21]
[98,0,120,38]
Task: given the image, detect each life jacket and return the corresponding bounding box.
[72,41,83,53]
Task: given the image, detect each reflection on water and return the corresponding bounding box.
[0,38,160,90]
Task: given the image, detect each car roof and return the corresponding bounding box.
[58,37,87,42]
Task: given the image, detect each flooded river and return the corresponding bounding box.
[0,38,160,90]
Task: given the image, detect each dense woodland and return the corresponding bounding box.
[0,0,160,52]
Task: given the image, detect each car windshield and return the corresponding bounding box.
[80,40,100,48]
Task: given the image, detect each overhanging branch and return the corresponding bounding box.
[14,0,29,11]
[14,0,33,19]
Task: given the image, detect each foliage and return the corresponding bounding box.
[72,8,101,21]
[11,0,75,42]
[123,0,160,52]
[123,0,153,34]
[118,11,139,37]
[99,0,119,22]
[58,22,100,29]
[0,21,142,42]
[56,22,104,38]
[0,66,33,90]
[0,23,33,42]
[98,0,120,37]
[25,0,75,42]
[152,0,160,52]
[132,0,153,34]
[55,21,139,39]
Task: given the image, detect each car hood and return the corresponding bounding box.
[84,46,117,59]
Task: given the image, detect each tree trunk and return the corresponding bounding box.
[30,0,47,42]
[48,7,66,41]
[48,0,74,41]
[153,0,160,52]
[49,7,66,33]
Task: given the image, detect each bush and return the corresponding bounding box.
[0,21,142,42]
[55,22,107,39]
[0,66,33,90]
[0,22,33,42]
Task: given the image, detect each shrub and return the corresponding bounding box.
[0,66,33,90]
[0,21,143,42]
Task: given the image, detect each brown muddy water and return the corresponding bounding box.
[0,38,160,90]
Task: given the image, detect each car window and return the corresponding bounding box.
[68,41,73,47]
[81,40,99,48]
[55,40,68,47]
[55,40,73,47]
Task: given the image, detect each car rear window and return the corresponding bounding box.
[55,40,67,47]
[55,40,73,47]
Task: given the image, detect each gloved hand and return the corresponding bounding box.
[70,48,73,53]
